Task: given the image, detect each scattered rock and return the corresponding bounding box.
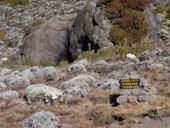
[0,82,7,90]
[61,74,96,97]
[21,66,58,80]
[92,60,110,73]
[116,95,128,105]
[75,59,89,66]
[158,29,170,40]
[126,54,139,61]
[94,79,119,90]
[108,71,124,80]
[1,57,8,63]
[3,74,30,87]
[40,66,58,80]
[0,69,12,76]
[68,64,87,73]
[0,90,19,101]
[24,84,63,104]
[139,50,151,61]
[22,111,59,128]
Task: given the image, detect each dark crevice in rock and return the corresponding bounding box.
[81,35,100,52]
[67,31,74,63]
[92,16,98,26]
[110,94,120,107]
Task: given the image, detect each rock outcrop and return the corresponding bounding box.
[19,14,77,64]
[68,1,114,61]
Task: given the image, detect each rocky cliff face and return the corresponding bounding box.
[68,1,114,61]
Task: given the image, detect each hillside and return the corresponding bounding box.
[0,0,170,128]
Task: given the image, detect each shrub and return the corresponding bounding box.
[99,0,150,46]
[97,0,111,6]
[119,9,149,44]
[105,1,123,18]
[121,0,150,10]
[32,19,44,27]
[162,18,169,23]
[7,39,19,47]
[0,29,6,41]
[22,58,37,66]
[3,0,30,7]
[109,25,127,45]
[167,2,170,7]
[155,5,167,13]
[40,60,56,67]
[58,60,69,67]
[167,8,170,18]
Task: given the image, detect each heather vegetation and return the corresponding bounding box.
[2,0,29,7]
[97,0,150,46]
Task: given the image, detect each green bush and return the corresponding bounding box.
[121,0,150,10]
[40,60,56,67]
[109,9,149,45]
[0,29,6,41]
[22,58,37,66]
[109,25,126,45]
[119,9,149,44]
[7,39,19,47]
[32,19,44,27]
[3,0,30,7]
[58,60,69,67]
[155,5,167,13]
[162,18,169,23]
[98,0,150,46]
[105,1,123,18]
[167,8,170,18]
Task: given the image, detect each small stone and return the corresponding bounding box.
[94,79,119,90]
[126,54,139,61]
[127,96,137,103]
[0,82,7,90]
[1,57,8,63]
[116,95,128,104]
[0,90,19,101]
[0,69,12,76]
[68,64,87,73]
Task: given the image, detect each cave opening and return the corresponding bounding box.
[110,94,120,107]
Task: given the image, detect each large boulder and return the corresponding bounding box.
[24,84,63,104]
[61,74,96,98]
[19,14,77,64]
[68,1,114,61]
[22,111,59,128]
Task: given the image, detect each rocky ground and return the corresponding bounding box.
[0,0,170,128]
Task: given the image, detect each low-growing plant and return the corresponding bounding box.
[121,0,150,10]
[155,5,167,13]
[32,19,44,27]
[3,0,30,7]
[162,18,169,23]
[167,8,170,18]
[105,1,123,18]
[40,60,56,67]
[58,60,69,67]
[7,39,19,47]
[0,29,6,41]
[22,58,37,66]
[109,25,127,45]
